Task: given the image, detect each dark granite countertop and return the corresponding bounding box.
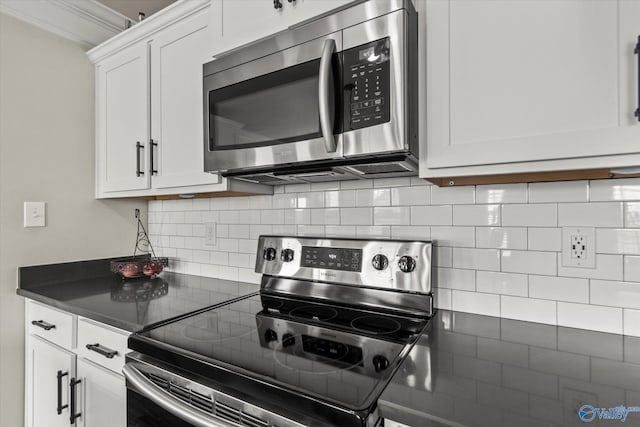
[17,257,259,332]
[379,310,640,427]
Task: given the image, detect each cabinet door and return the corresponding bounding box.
[26,336,76,427]
[150,8,221,189]
[96,42,150,193]
[76,358,126,427]
[424,0,640,171]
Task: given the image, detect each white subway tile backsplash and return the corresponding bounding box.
[435,268,475,291]
[529,275,589,303]
[452,290,500,317]
[453,248,500,271]
[597,229,640,254]
[341,207,372,225]
[590,280,640,309]
[356,226,390,238]
[391,226,430,240]
[435,289,452,310]
[297,192,324,208]
[433,247,452,267]
[558,202,623,227]
[325,225,357,237]
[411,206,452,226]
[528,228,561,251]
[311,208,340,225]
[557,254,623,280]
[432,186,475,205]
[453,205,500,226]
[476,227,527,249]
[272,194,297,209]
[391,186,430,206]
[476,184,527,204]
[624,202,640,227]
[325,190,355,208]
[284,209,310,225]
[476,271,528,297]
[624,309,640,336]
[502,204,557,227]
[557,302,623,334]
[502,250,557,276]
[590,178,640,201]
[150,176,640,336]
[431,226,475,247]
[501,296,556,325]
[529,181,589,203]
[624,256,640,282]
[374,207,411,225]
[355,188,390,206]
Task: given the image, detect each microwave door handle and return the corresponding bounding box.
[319,38,337,153]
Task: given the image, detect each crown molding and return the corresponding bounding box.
[0,0,132,48]
[86,0,209,63]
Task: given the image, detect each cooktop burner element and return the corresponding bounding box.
[127,236,433,427]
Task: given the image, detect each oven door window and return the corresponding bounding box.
[128,389,196,427]
[208,58,338,151]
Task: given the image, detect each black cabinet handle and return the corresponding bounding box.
[136,141,144,177]
[150,139,158,175]
[273,0,282,9]
[32,320,55,331]
[634,35,639,122]
[56,370,68,415]
[69,377,81,424]
[86,343,118,359]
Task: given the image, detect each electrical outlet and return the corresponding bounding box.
[204,222,217,246]
[24,202,46,227]
[562,227,595,268]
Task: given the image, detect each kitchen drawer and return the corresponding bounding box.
[27,300,75,349]
[77,318,129,374]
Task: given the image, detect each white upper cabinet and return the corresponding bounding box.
[420,0,640,179]
[89,1,270,198]
[213,0,354,56]
[96,43,150,193]
[150,9,220,189]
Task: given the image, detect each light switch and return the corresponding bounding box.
[24,202,46,227]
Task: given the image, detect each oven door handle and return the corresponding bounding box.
[122,364,238,427]
[318,38,337,153]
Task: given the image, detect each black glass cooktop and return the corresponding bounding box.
[131,292,430,411]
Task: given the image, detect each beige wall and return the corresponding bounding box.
[0,13,146,426]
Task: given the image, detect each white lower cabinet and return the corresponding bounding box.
[27,336,76,427]
[76,359,126,427]
[25,300,128,427]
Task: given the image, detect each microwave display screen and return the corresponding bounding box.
[343,38,391,131]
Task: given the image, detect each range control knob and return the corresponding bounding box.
[264,329,278,343]
[372,355,390,372]
[263,247,277,261]
[371,254,388,271]
[398,256,416,273]
[281,248,295,262]
[282,333,295,347]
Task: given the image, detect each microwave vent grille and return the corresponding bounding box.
[345,162,414,175]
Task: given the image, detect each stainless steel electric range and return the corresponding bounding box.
[125,236,433,427]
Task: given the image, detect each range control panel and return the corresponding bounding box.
[343,38,391,130]
[255,236,432,294]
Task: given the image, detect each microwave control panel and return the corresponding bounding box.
[343,38,391,130]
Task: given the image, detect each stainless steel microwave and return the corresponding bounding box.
[203,0,417,184]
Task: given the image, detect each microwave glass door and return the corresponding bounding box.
[204,33,343,173]
[209,60,323,150]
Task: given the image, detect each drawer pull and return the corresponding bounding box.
[32,320,56,331]
[56,370,69,415]
[86,343,118,359]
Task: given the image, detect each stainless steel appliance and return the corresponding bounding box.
[125,236,433,427]
[202,1,418,184]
